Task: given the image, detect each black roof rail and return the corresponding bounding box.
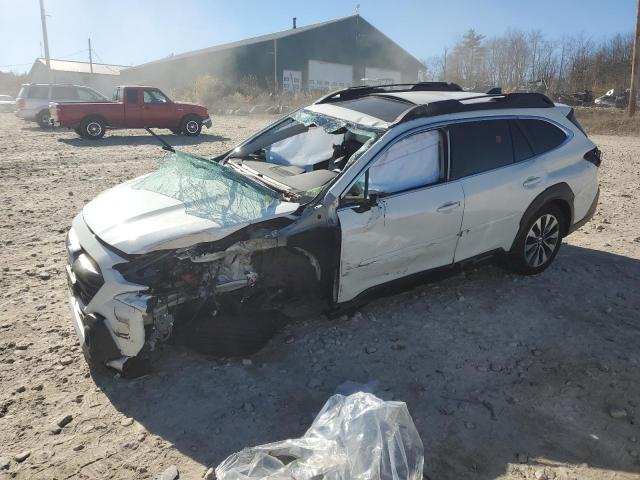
[314,82,463,104]
[394,92,555,125]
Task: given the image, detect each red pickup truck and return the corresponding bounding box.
[50,85,211,139]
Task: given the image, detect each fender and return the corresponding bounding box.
[511,183,574,251]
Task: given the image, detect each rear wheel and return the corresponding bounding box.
[80,116,106,139]
[508,205,565,275]
[37,110,52,129]
[181,116,202,136]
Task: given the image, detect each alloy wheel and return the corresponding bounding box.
[524,214,560,268]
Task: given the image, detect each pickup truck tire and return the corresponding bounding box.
[181,115,202,136]
[37,110,53,129]
[80,116,106,139]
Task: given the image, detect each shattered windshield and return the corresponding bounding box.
[133,151,284,225]
[226,109,381,201]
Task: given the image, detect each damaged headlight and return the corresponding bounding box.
[113,293,152,326]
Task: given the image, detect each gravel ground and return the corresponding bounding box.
[0,113,639,480]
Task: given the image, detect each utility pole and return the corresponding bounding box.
[273,39,278,92]
[88,38,93,73]
[629,0,640,117]
[39,0,52,86]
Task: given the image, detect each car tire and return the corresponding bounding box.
[80,116,106,139]
[37,110,52,129]
[181,115,202,136]
[507,204,565,275]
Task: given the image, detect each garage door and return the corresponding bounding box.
[308,60,353,91]
[364,67,402,85]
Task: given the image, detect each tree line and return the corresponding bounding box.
[423,29,635,95]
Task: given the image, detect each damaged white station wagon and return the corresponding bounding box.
[65,82,600,372]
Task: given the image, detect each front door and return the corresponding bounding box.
[140,88,175,128]
[336,129,464,303]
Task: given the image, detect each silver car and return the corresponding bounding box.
[15,83,108,128]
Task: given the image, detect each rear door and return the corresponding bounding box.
[140,88,175,127]
[337,129,464,303]
[451,118,558,261]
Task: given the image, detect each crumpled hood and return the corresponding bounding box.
[82,152,298,255]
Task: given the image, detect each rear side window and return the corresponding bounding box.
[449,120,513,180]
[28,85,49,98]
[126,89,139,104]
[509,121,534,162]
[52,86,79,101]
[517,119,567,155]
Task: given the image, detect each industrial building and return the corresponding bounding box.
[27,58,129,96]
[121,15,425,93]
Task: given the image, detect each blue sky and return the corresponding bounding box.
[0,0,637,73]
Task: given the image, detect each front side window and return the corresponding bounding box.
[449,120,513,180]
[368,129,444,195]
[143,89,169,104]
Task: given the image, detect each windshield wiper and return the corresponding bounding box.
[145,127,175,153]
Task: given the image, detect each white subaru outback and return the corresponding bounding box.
[65,83,600,372]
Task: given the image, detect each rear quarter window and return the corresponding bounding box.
[517,119,567,155]
[449,120,514,180]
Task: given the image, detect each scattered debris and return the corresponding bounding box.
[216,392,423,480]
[608,406,628,419]
[57,414,73,428]
[14,451,30,463]
[0,457,11,470]
[155,464,179,480]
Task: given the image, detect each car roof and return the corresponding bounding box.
[375,90,486,104]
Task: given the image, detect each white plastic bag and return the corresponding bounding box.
[216,392,424,480]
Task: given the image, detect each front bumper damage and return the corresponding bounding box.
[65,214,287,371]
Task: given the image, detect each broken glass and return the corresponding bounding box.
[133,151,283,225]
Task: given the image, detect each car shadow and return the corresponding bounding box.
[58,132,229,147]
[92,244,640,478]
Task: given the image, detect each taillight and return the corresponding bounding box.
[17,98,25,109]
[584,147,601,167]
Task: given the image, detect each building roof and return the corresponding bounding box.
[35,58,129,75]
[128,15,422,70]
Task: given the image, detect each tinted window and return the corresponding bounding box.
[509,121,534,162]
[449,120,513,179]
[143,89,169,104]
[52,86,79,101]
[28,85,49,98]
[335,96,413,122]
[126,89,139,104]
[517,119,566,155]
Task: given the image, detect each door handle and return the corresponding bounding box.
[436,200,461,213]
[523,176,541,188]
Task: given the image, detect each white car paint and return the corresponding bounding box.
[83,175,299,255]
[338,182,465,303]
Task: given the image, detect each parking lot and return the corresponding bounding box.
[0,112,639,479]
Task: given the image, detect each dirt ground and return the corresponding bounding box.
[0,112,639,480]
